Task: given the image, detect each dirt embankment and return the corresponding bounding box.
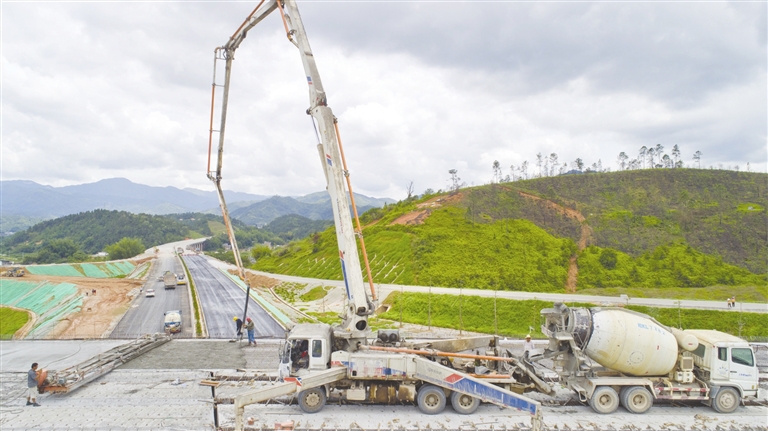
[516,191,592,293]
[13,273,143,339]
[388,193,463,226]
[227,270,281,289]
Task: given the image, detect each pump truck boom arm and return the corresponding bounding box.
[206,0,376,333]
[279,0,374,331]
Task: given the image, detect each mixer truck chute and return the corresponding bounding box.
[532,302,759,415]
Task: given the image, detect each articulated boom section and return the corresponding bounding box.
[207,0,374,333]
[281,0,373,332]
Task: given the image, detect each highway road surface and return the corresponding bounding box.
[110,249,194,338]
[183,254,286,339]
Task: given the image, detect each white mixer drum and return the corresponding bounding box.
[584,309,678,376]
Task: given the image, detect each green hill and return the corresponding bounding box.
[263,214,333,242]
[252,169,767,291]
[0,210,192,263]
[515,169,767,274]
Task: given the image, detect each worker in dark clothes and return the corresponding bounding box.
[233,316,243,339]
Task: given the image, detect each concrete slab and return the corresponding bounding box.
[0,370,211,430]
[0,340,126,372]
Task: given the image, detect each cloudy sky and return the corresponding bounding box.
[2,1,766,200]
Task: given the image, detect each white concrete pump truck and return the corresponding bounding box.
[204,1,544,430]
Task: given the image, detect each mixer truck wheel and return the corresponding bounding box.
[417,385,446,414]
[620,386,652,414]
[451,391,480,414]
[589,386,619,414]
[298,387,326,413]
[712,387,740,414]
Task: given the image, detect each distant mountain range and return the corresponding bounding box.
[230,193,393,226]
[0,178,394,232]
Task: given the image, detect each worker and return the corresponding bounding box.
[298,340,309,367]
[233,316,243,339]
[244,317,256,346]
[26,363,41,407]
[523,334,535,358]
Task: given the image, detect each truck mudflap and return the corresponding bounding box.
[233,366,347,431]
[412,356,540,416]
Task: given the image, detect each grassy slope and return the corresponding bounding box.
[255,205,576,291]
[0,307,29,338]
[252,170,767,293]
[379,292,768,338]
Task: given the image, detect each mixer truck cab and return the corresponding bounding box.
[686,330,759,401]
[164,310,182,334]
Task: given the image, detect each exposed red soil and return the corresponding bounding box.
[516,191,592,293]
[229,270,281,289]
[389,193,464,226]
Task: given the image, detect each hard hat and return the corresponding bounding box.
[525,334,531,339]
[246,317,252,321]
[233,316,238,321]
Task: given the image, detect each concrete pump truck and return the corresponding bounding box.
[205,1,544,430]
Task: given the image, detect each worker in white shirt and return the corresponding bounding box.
[523,334,535,358]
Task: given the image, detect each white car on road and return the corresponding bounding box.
[145,288,155,298]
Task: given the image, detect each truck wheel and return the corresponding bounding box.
[417,385,446,415]
[589,386,619,414]
[298,387,326,413]
[620,386,652,414]
[451,391,480,414]
[712,387,740,414]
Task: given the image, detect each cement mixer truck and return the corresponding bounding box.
[529,302,759,415]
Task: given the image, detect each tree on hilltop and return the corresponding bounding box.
[105,237,145,260]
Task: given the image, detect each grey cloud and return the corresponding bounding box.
[302,2,766,103]
[2,1,765,199]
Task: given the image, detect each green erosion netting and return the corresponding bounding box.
[26,265,83,277]
[111,261,135,273]
[25,298,83,338]
[26,261,136,278]
[0,280,82,338]
[79,263,107,277]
